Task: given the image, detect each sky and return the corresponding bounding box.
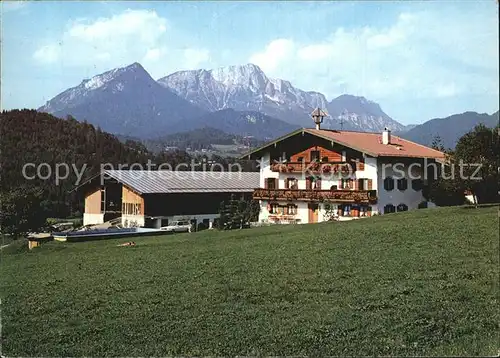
[1,0,498,125]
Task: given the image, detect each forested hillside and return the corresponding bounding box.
[0,110,253,218]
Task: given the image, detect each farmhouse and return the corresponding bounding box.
[76,170,259,229]
[242,109,446,224]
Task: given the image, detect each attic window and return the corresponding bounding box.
[310,150,320,162]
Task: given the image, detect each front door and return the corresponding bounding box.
[308,203,319,223]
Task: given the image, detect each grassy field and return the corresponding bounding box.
[1,206,498,356]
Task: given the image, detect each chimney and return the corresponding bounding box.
[311,108,327,130]
[382,127,391,145]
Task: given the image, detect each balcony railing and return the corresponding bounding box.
[270,161,363,174]
[253,188,377,203]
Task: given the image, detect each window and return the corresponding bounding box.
[297,156,304,163]
[270,203,297,215]
[266,178,278,189]
[341,179,352,189]
[313,178,322,190]
[287,204,297,215]
[384,177,395,191]
[358,178,368,190]
[322,156,329,162]
[100,189,106,213]
[330,185,338,190]
[397,178,408,191]
[306,177,313,190]
[341,204,351,216]
[412,179,423,191]
[286,177,298,189]
[384,204,396,214]
[359,205,371,217]
[397,203,408,212]
[122,202,141,215]
[269,203,283,214]
[310,150,320,162]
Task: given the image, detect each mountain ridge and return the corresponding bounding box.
[400,111,499,149]
[159,63,405,132]
[38,63,207,138]
[38,61,494,143]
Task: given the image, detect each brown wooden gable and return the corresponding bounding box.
[84,187,102,214]
[122,185,145,215]
[290,145,342,163]
[260,132,365,167]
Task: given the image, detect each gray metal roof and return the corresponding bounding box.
[103,170,260,195]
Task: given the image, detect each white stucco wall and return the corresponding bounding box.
[122,215,145,228]
[83,213,104,226]
[376,160,428,213]
[257,153,381,222]
[258,200,309,224]
[151,213,221,229]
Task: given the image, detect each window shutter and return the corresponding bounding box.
[367,179,372,190]
[274,178,279,189]
[264,179,268,189]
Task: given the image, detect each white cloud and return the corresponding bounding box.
[33,44,61,64]
[33,9,169,67]
[31,9,209,79]
[2,1,27,13]
[183,48,210,69]
[67,10,167,44]
[435,83,461,98]
[143,48,165,62]
[248,10,499,103]
[249,39,294,73]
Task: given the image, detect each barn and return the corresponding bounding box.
[75,170,260,229]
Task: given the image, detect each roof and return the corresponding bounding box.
[101,170,260,195]
[241,128,445,160]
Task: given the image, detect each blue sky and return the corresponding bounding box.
[2,0,498,124]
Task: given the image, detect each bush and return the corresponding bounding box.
[418,201,428,209]
[72,219,83,229]
[0,186,48,238]
[197,222,208,231]
[1,239,30,255]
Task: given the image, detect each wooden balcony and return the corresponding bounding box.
[270,161,363,174]
[253,188,377,204]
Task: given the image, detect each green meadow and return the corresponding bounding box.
[1,206,498,356]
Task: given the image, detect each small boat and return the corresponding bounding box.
[52,227,172,242]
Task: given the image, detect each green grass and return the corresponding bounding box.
[1,206,499,356]
[0,235,16,248]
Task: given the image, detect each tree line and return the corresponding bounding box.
[0,110,257,236]
[428,124,499,206]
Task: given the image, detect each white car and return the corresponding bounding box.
[160,220,192,233]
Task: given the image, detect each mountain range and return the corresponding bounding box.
[38,62,405,138]
[159,64,405,132]
[39,63,206,138]
[38,62,498,147]
[400,111,499,149]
